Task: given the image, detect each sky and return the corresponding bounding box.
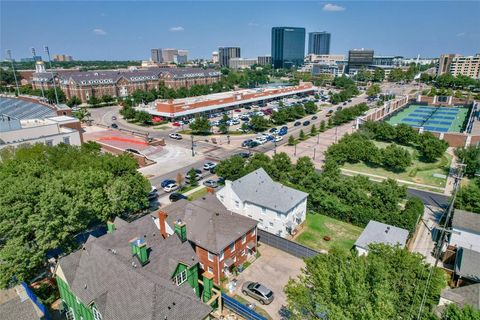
[1,1,479,61]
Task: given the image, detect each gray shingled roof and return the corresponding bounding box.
[0,286,43,320]
[453,209,480,234]
[355,220,409,250]
[164,195,258,254]
[455,247,480,282]
[229,168,308,213]
[440,283,480,309]
[57,214,211,320]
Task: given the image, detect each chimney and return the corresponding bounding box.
[107,220,116,233]
[129,237,149,266]
[158,211,168,238]
[174,219,187,243]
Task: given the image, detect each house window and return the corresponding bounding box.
[174,269,188,286]
[208,251,214,262]
[66,307,76,320]
[241,234,246,244]
[261,207,266,215]
[230,242,235,253]
[235,201,240,209]
[208,266,213,274]
[219,251,224,261]
[63,137,70,145]
[92,306,103,320]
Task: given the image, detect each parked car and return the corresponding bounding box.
[303,121,310,126]
[247,140,260,148]
[163,183,178,193]
[185,169,202,180]
[217,177,225,184]
[244,106,252,110]
[203,162,217,170]
[169,193,188,202]
[343,102,347,106]
[278,126,288,136]
[161,179,176,188]
[236,152,251,158]
[203,180,218,188]
[242,139,253,147]
[172,122,181,127]
[234,109,242,112]
[125,148,140,155]
[148,186,158,199]
[111,116,117,120]
[311,116,318,120]
[336,106,343,111]
[111,123,118,128]
[294,121,301,126]
[269,127,278,133]
[274,135,283,142]
[242,282,274,305]
[169,133,182,140]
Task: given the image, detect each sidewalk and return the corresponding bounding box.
[444,147,458,196]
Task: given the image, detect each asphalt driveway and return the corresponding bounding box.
[233,243,305,320]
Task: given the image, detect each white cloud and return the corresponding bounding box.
[323,3,345,11]
[248,22,259,27]
[456,32,466,37]
[93,28,107,36]
[169,26,185,32]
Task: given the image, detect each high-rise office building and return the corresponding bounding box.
[308,32,330,55]
[437,54,460,76]
[162,49,179,63]
[437,54,480,79]
[174,50,188,64]
[271,27,306,69]
[219,47,241,67]
[151,49,163,63]
[53,54,73,62]
[347,49,374,73]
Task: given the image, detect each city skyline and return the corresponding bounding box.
[1,1,479,61]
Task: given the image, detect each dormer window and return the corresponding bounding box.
[174,269,187,286]
[92,306,103,320]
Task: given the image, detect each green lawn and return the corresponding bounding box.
[187,187,208,201]
[295,213,363,252]
[342,141,451,189]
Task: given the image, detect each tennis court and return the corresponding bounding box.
[386,104,469,132]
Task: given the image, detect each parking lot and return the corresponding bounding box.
[233,244,305,320]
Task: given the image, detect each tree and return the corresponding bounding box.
[135,111,152,125]
[215,155,247,181]
[417,132,448,162]
[188,168,198,187]
[240,123,249,133]
[381,144,412,172]
[288,135,296,146]
[249,115,269,132]
[310,125,317,136]
[455,178,480,213]
[304,101,318,114]
[0,143,150,288]
[299,129,306,140]
[327,118,333,127]
[388,68,406,82]
[394,123,418,145]
[120,106,136,120]
[440,303,480,320]
[218,114,230,134]
[284,245,445,320]
[455,146,480,178]
[319,120,326,132]
[87,96,100,106]
[101,95,114,103]
[373,68,385,82]
[72,108,91,123]
[366,84,381,97]
[66,96,82,107]
[189,116,211,134]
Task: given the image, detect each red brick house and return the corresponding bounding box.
[156,194,258,285]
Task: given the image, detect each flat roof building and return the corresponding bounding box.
[219,47,241,68]
[137,83,315,119]
[354,220,409,256]
[308,32,331,55]
[271,27,306,69]
[151,48,163,63]
[257,55,272,66]
[229,58,257,69]
[348,49,374,74]
[449,54,480,79]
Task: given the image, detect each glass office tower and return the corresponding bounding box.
[308,32,331,55]
[271,27,306,69]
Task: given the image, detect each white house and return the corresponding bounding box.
[354,220,409,256]
[449,209,480,253]
[216,168,308,237]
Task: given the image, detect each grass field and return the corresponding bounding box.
[341,141,451,189]
[295,213,363,252]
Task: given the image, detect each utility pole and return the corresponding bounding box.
[44,46,60,105]
[6,50,20,96]
[313,148,316,160]
[317,132,320,144]
[274,140,277,155]
[191,135,195,157]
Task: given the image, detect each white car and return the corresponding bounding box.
[274,135,283,142]
[163,183,179,193]
[255,137,267,145]
[203,162,217,170]
[169,133,182,140]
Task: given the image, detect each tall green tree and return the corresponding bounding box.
[189,116,211,134]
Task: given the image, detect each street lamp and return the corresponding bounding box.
[43,45,60,105]
[191,135,195,157]
[227,134,230,144]
[6,50,20,96]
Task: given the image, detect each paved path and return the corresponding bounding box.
[410,204,444,264]
[444,147,458,196]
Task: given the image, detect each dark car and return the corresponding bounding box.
[242,139,253,147]
[242,282,274,305]
[247,140,260,148]
[343,102,347,105]
[337,106,343,111]
[161,179,176,188]
[269,127,277,133]
[125,148,140,155]
[203,180,218,188]
[169,193,188,202]
[303,121,310,126]
[311,116,318,120]
[244,106,252,110]
[111,123,118,128]
[294,121,301,126]
[236,152,251,158]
